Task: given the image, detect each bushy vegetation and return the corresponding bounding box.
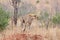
[38,11,49,21]
[52,14,60,24]
[0,7,9,31]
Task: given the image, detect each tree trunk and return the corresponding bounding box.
[13,1,18,25]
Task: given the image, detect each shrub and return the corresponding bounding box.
[52,14,60,24]
[0,7,9,31]
[38,11,49,21]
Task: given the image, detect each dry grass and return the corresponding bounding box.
[0,26,60,40]
[0,16,60,40]
[0,19,60,40]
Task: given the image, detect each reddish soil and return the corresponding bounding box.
[3,34,44,40]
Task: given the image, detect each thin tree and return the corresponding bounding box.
[11,0,21,25]
[55,0,59,14]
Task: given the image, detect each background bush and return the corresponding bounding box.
[52,14,60,24]
[0,7,9,31]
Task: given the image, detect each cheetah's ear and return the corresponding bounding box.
[34,15,39,19]
[34,15,36,17]
[28,14,35,16]
[28,14,32,17]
